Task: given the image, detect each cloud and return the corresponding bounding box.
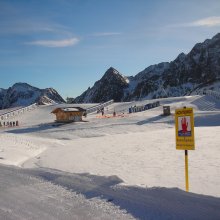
[91,32,121,37]
[188,16,220,27]
[0,19,73,36]
[167,16,220,28]
[26,37,79,47]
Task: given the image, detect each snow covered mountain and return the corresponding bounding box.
[75,33,220,103]
[0,83,65,109]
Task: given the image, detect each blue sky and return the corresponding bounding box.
[0,0,220,99]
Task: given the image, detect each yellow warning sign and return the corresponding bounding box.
[175,107,195,150]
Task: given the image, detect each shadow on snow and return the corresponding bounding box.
[25,167,220,220]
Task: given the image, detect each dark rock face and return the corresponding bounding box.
[75,33,220,103]
[0,83,65,109]
[74,67,129,103]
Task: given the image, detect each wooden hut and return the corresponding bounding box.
[51,107,86,123]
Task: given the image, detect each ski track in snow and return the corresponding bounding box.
[0,165,133,220]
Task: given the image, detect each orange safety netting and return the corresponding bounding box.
[96,113,128,119]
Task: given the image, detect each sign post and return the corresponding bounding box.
[175,107,195,192]
[185,150,189,192]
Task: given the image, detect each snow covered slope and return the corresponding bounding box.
[0,165,132,220]
[0,95,220,219]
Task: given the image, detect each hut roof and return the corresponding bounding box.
[51,107,86,114]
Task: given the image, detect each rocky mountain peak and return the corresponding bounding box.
[0,83,65,109]
[12,82,33,88]
[105,67,119,74]
[102,67,117,78]
[9,82,38,93]
[74,67,129,103]
[100,67,128,84]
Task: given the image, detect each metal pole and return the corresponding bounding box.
[185,150,189,192]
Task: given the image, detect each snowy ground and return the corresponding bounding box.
[0,165,133,220]
[0,95,220,219]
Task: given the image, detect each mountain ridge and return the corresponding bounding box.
[0,83,65,109]
[74,33,220,103]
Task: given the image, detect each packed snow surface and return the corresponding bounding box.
[0,95,220,219]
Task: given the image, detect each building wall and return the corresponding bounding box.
[55,111,83,122]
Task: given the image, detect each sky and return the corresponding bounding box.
[0,0,220,99]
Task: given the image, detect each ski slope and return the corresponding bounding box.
[0,95,220,219]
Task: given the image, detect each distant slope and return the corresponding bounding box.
[75,33,220,103]
[0,83,65,109]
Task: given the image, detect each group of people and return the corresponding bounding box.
[97,107,116,117]
[0,121,19,127]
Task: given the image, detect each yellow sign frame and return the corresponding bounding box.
[175,107,195,150]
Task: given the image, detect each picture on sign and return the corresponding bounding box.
[178,116,191,137]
